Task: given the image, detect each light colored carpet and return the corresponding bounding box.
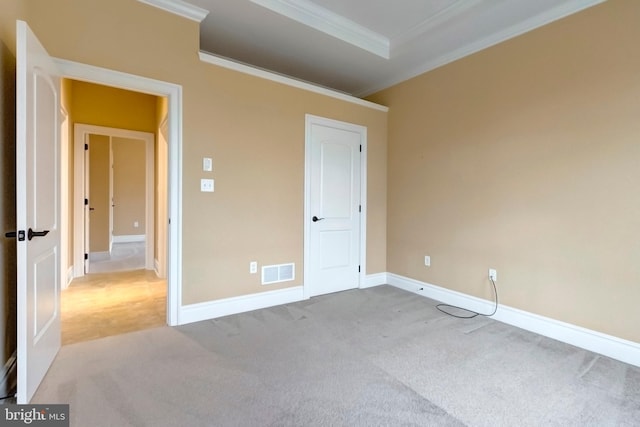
[33,285,640,426]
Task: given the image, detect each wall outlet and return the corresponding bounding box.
[424,256,431,267]
[200,178,214,192]
[249,261,258,274]
[133,221,139,228]
[489,268,497,281]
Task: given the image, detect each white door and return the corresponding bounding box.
[306,116,364,297]
[84,135,90,273]
[16,20,61,404]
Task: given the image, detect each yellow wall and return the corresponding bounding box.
[15,0,387,305]
[155,96,169,268]
[368,0,640,343]
[71,80,157,133]
[112,137,146,236]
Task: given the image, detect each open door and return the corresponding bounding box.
[84,135,90,273]
[16,20,61,404]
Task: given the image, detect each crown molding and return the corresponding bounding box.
[250,0,389,59]
[358,0,606,96]
[392,0,483,49]
[199,51,388,112]
[137,0,209,23]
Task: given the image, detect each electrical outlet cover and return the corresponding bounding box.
[203,157,213,172]
[200,178,214,192]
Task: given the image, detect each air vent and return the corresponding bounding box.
[261,263,295,285]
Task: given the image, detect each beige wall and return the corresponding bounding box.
[88,134,110,252]
[0,16,19,375]
[368,0,640,343]
[14,0,387,305]
[0,0,635,364]
[112,137,146,236]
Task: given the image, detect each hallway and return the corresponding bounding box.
[62,270,166,345]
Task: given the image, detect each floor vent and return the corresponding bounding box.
[262,263,295,285]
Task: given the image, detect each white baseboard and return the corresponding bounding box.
[387,273,640,368]
[112,234,145,243]
[361,273,388,289]
[0,351,16,397]
[63,266,74,289]
[178,285,306,325]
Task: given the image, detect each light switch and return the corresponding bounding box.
[200,179,214,192]
[203,157,213,172]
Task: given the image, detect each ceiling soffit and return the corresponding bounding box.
[251,0,390,58]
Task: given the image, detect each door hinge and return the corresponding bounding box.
[84,143,88,150]
[359,205,361,213]
[84,253,88,260]
[358,265,361,273]
[359,145,362,152]
[84,198,89,206]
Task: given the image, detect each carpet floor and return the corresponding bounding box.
[33,285,640,426]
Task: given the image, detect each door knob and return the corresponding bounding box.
[27,228,49,241]
[312,216,325,222]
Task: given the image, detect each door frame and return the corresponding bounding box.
[56,58,183,326]
[303,114,367,299]
[73,125,155,274]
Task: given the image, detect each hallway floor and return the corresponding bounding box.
[88,242,146,274]
[62,269,166,345]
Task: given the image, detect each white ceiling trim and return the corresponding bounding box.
[250,0,390,59]
[358,0,607,96]
[198,51,389,112]
[391,0,483,50]
[137,0,209,22]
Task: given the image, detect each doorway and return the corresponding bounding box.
[64,90,165,344]
[56,59,183,327]
[74,125,156,275]
[15,23,183,403]
[304,115,367,298]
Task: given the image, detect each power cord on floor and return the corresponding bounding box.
[0,391,16,401]
[0,356,17,401]
[434,277,498,319]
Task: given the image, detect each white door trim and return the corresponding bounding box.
[73,125,155,273]
[57,58,183,326]
[303,114,367,299]
[60,107,70,289]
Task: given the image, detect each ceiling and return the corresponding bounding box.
[149,0,605,97]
